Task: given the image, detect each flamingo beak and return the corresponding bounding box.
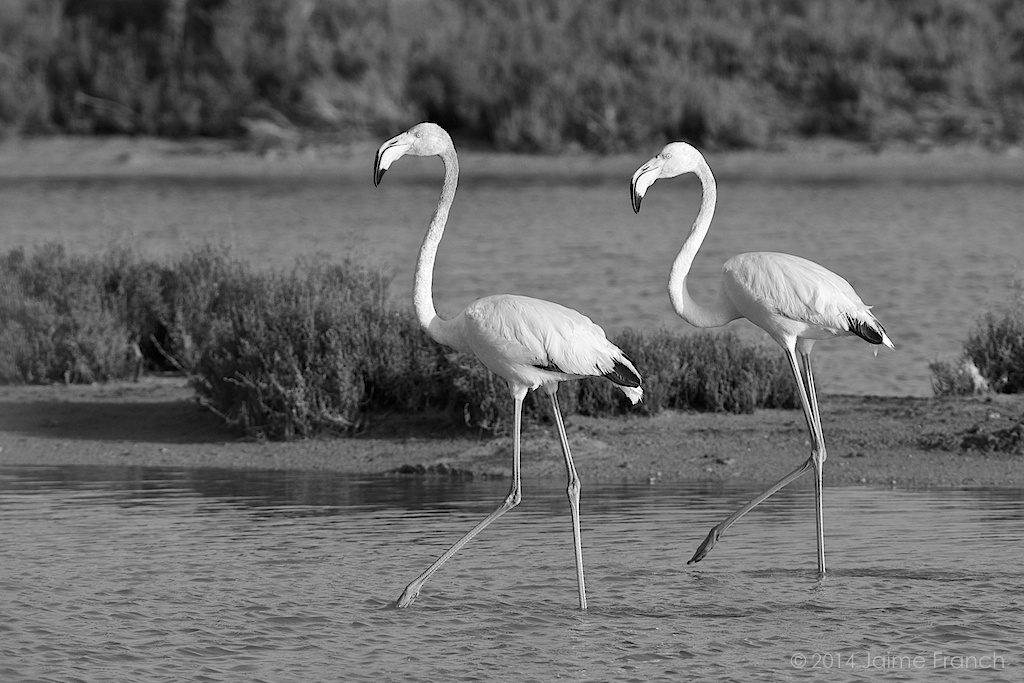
[630,159,660,214]
[373,136,411,187]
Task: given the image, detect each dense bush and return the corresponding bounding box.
[187,260,798,438]
[574,328,796,417]
[928,356,991,396]
[191,260,382,437]
[962,311,1024,394]
[2,0,1024,150]
[931,283,1024,395]
[0,243,248,382]
[0,244,798,438]
[0,244,137,383]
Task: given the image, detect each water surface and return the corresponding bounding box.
[1,157,1021,396]
[2,465,1021,681]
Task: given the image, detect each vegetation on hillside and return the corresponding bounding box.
[0,244,798,439]
[1,0,1023,152]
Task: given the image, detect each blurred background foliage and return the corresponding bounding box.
[1,0,1023,152]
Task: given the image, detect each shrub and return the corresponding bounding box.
[933,281,1024,395]
[145,245,253,372]
[191,256,391,438]
[609,328,796,414]
[0,244,138,382]
[0,243,803,438]
[962,309,1024,393]
[0,242,252,382]
[929,356,991,396]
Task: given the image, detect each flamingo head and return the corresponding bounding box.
[374,122,454,186]
[630,141,707,213]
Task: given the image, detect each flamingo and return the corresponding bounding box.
[630,141,893,575]
[374,122,643,609]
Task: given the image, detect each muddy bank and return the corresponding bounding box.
[1,377,1021,489]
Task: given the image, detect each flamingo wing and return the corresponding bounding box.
[724,252,889,343]
[461,294,640,383]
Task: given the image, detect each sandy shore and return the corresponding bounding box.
[1,376,1021,489]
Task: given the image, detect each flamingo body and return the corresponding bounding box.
[375,122,641,609]
[721,251,891,348]
[452,294,643,400]
[631,140,892,574]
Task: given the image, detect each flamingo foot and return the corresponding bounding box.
[396,584,421,608]
[687,527,721,565]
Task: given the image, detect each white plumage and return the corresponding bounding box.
[455,294,643,404]
[375,122,642,610]
[722,251,890,345]
[631,141,892,575]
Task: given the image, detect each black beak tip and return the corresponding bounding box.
[373,166,385,187]
[631,191,642,214]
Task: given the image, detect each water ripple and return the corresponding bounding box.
[2,466,1021,681]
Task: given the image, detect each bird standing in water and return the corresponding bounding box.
[631,141,893,574]
[375,122,642,608]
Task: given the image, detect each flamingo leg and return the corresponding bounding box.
[395,388,525,608]
[546,386,587,610]
[798,351,827,575]
[687,346,827,571]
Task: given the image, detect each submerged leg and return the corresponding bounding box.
[546,386,587,610]
[396,387,526,608]
[800,351,827,576]
[687,346,824,568]
[687,458,814,565]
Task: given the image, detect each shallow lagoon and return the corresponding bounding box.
[2,465,1022,681]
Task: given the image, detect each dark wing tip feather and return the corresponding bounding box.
[846,314,885,345]
[603,358,642,388]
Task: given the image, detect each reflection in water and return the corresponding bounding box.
[2,464,1022,681]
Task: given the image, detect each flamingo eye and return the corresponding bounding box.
[663,152,672,159]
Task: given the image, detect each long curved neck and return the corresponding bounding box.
[669,159,739,328]
[413,145,458,343]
